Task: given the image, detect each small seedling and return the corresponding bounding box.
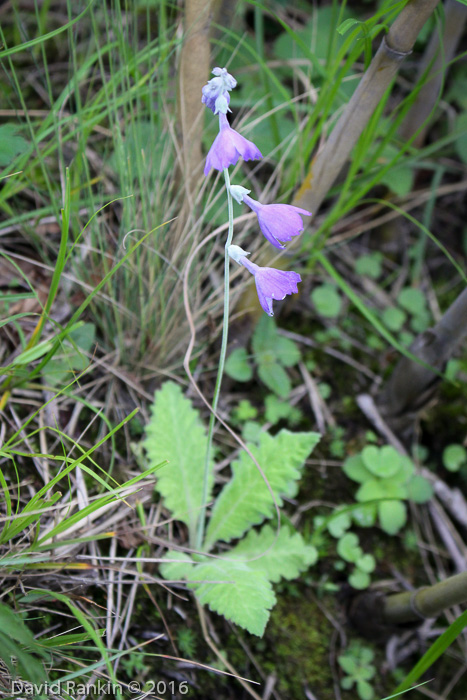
[338,641,376,700]
[343,444,433,534]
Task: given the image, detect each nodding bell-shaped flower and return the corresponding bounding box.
[202,67,237,115]
[239,194,312,249]
[204,114,262,176]
[228,245,301,317]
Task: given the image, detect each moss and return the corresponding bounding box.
[259,592,336,698]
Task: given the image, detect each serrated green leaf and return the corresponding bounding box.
[379,500,407,534]
[143,382,212,545]
[224,348,253,382]
[205,430,320,549]
[258,360,291,397]
[225,524,317,582]
[190,560,275,636]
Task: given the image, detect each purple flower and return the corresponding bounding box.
[242,194,312,249]
[202,67,237,114]
[204,114,262,176]
[239,256,302,317]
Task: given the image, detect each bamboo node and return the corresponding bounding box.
[410,588,430,620]
[382,35,412,60]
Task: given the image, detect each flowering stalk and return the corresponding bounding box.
[196,167,234,551]
[195,67,311,550]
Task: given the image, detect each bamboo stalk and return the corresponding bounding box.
[399,0,467,147]
[294,0,440,213]
[379,286,467,418]
[383,572,467,624]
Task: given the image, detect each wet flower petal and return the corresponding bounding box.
[240,257,301,316]
[242,194,312,249]
[204,114,262,175]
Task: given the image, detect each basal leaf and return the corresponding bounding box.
[205,430,320,550]
[159,551,195,581]
[187,559,276,637]
[160,553,275,636]
[143,382,212,545]
[225,524,317,582]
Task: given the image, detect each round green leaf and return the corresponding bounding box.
[328,510,352,538]
[348,569,371,590]
[352,504,377,527]
[442,444,467,472]
[356,553,376,574]
[363,444,402,478]
[311,284,342,318]
[407,475,433,503]
[392,454,415,482]
[361,445,379,471]
[337,532,362,563]
[410,310,431,333]
[397,287,426,315]
[356,479,386,502]
[258,361,291,398]
[225,348,253,382]
[378,500,407,534]
[343,454,372,483]
[382,306,406,331]
[272,336,301,367]
[354,254,382,279]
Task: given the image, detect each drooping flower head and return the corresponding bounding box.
[204,114,262,176]
[228,245,301,317]
[240,194,312,249]
[202,67,237,115]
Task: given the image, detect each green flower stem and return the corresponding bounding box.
[195,168,234,551]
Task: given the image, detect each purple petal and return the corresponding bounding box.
[257,204,311,247]
[241,260,301,316]
[204,120,262,175]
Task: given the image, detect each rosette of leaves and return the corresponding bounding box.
[343,445,433,535]
[143,382,320,636]
[225,316,301,398]
[338,642,376,700]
